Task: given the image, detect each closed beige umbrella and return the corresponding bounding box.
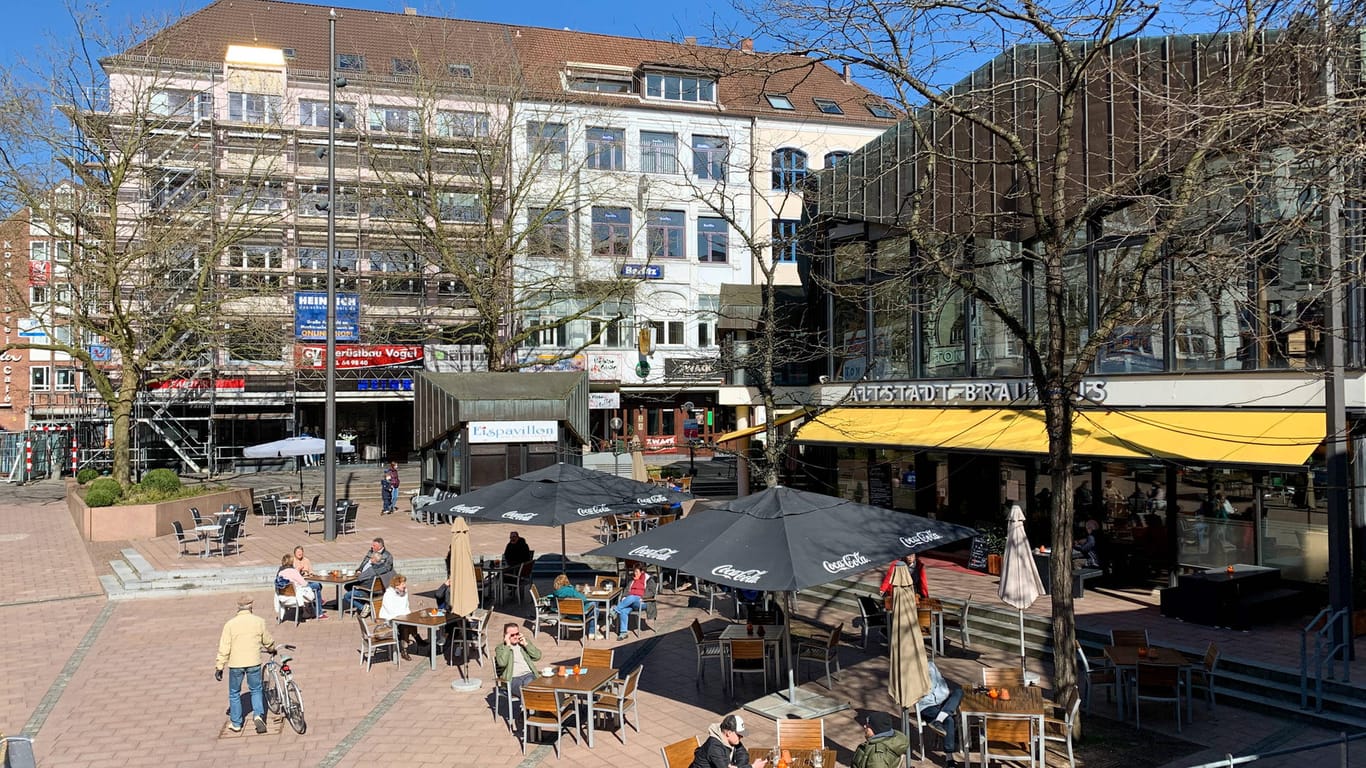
[889,563,932,731]
[449,516,479,617]
[998,503,1045,665]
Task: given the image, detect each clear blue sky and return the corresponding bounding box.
[4,0,740,67]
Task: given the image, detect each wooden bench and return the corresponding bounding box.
[1073,568,1104,598]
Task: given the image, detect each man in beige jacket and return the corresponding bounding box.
[215,596,276,733]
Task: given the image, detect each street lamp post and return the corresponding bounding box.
[323,9,346,541]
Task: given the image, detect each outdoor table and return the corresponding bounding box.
[748,746,836,768]
[578,586,620,628]
[479,559,507,604]
[309,570,361,613]
[387,609,464,670]
[959,685,1045,766]
[192,524,219,558]
[523,666,618,748]
[1104,644,1199,722]
[280,496,301,523]
[719,623,787,688]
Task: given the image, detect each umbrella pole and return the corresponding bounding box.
[786,592,797,702]
[1018,609,1027,667]
[561,526,567,572]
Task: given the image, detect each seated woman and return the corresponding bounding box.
[276,553,323,620]
[549,574,604,640]
[1071,520,1101,569]
[377,574,424,660]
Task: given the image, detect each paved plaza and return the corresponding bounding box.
[3,477,1365,768]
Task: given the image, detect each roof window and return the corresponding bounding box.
[765,94,794,110]
[813,98,843,115]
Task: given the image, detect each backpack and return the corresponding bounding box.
[274,575,291,591]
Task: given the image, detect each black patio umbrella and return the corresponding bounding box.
[587,485,976,700]
[423,462,693,567]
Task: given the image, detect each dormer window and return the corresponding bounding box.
[336,53,366,72]
[449,63,473,78]
[392,58,417,75]
[569,75,633,94]
[644,72,715,103]
[813,98,843,115]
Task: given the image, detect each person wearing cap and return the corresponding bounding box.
[915,659,965,768]
[691,713,769,768]
[852,711,909,768]
[214,596,276,734]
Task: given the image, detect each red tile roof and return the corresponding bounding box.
[122,0,896,126]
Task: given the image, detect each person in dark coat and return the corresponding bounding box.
[691,714,768,768]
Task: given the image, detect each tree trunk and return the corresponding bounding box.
[1045,387,1078,696]
[109,384,136,489]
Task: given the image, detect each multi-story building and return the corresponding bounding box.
[75,0,895,469]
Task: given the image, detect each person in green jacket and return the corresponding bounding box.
[494,622,543,705]
[852,711,910,768]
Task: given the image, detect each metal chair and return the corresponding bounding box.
[460,608,491,666]
[776,718,825,751]
[1133,662,1183,732]
[171,520,195,557]
[580,647,614,669]
[976,714,1040,768]
[942,594,973,649]
[341,501,359,534]
[356,614,398,670]
[556,597,590,645]
[1076,646,1118,714]
[528,585,559,639]
[1186,642,1221,710]
[502,561,533,605]
[493,677,519,732]
[857,594,888,648]
[207,520,241,557]
[274,582,311,626]
[1110,629,1149,647]
[661,736,701,768]
[520,688,577,758]
[348,576,384,617]
[1044,684,1080,768]
[796,623,842,689]
[590,664,641,744]
[726,638,768,694]
[689,619,724,683]
[909,698,949,762]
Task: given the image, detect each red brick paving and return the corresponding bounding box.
[4,476,1366,768]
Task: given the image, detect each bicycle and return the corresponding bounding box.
[261,644,306,734]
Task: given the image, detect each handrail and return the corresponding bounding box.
[1299,607,1350,711]
[1181,730,1362,768]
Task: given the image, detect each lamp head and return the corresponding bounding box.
[314,202,328,212]
[315,147,328,159]
[334,76,348,89]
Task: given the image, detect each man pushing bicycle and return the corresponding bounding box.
[214,595,276,733]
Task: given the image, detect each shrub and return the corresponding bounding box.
[85,478,123,507]
[76,468,98,485]
[139,468,182,494]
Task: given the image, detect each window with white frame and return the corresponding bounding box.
[150,89,213,119]
[640,131,678,174]
[367,105,419,135]
[300,99,355,128]
[30,367,49,391]
[528,122,568,166]
[697,294,719,347]
[437,110,490,138]
[226,180,286,213]
[437,192,482,222]
[692,135,728,180]
[526,315,568,347]
[29,242,47,261]
[528,208,570,257]
[53,242,71,263]
[568,73,632,94]
[772,219,800,263]
[368,249,418,273]
[592,207,632,257]
[586,127,625,171]
[55,368,78,391]
[644,72,716,103]
[771,148,808,190]
[227,92,281,124]
[825,151,850,168]
[647,320,686,345]
[647,210,686,259]
[697,217,728,263]
[30,286,48,305]
[336,53,366,71]
[226,245,283,270]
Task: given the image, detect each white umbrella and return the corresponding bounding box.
[997,503,1045,665]
[242,436,355,458]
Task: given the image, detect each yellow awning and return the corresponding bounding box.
[795,407,1325,467]
[715,410,808,443]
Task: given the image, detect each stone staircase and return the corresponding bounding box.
[798,576,1366,733]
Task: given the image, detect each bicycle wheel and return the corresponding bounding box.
[263,664,284,715]
[283,679,307,734]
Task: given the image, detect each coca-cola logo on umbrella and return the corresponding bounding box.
[501,511,537,521]
[899,531,944,548]
[629,545,679,561]
[712,564,768,584]
[822,551,872,574]
[576,504,610,517]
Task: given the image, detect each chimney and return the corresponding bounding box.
[404,6,417,14]
[842,63,852,84]
[740,38,754,53]
[684,36,698,46]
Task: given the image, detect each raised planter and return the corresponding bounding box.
[66,481,253,542]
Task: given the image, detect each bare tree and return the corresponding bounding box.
[0,7,291,486]
[738,0,1357,695]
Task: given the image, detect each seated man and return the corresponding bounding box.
[916,659,964,768]
[853,711,909,768]
[503,531,532,566]
[341,537,394,616]
[692,714,767,768]
[494,622,542,710]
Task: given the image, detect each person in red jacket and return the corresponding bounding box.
[880,552,929,599]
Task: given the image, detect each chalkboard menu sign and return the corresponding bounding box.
[867,461,894,509]
[968,536,989,570]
